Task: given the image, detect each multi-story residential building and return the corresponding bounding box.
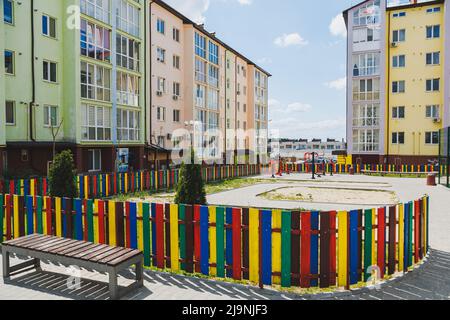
[147,0,271,168]
[0,0,146,176]
[270,138,346,160]
[344,0,450,165]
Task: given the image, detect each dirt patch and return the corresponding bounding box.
[260,186,398,205]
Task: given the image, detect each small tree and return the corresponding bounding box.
[175,149,207,205]
[49,150,77,199]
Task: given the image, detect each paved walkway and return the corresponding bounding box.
[0,174,449,300]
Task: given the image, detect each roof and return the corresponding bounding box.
[151,0,272,77]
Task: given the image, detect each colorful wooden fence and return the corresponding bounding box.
[0,193,429,290]
[0,164,262,200]
[282,163,446,176]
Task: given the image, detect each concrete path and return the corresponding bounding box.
[0,174,449,300]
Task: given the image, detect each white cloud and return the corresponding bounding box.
[274,33,308,48]
[165,0,210,24]
[329,14,347,38]
[287,102,312,113]
[324,77,347,91]
[269,100,312,113]
[237,0,252,4]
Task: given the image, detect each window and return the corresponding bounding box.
[426,52,440,65]
[157,77,166,93]
[426,25,440,39]
[80,0,110,24]
[352,0,381,27]
[117,109,140,141]
[43,61,57,83]
[352,52,380,76]
[116,72,140,107]
[173,28,180,42]
[352,128,380,152]
[173,55,180,69]
[393,12,406,18]
[80,19,111,62]
[392,81,405,93]
[173,110,180,122]
[352,103,380,127]
[116,1,140,37]
[157,18,165,34]
[209,41,219,65]
[157,136,165,148]
[88,149,102,172]
[392,106,405,119]
[195,32,206,58]
[4,50,14,74]
[425,132,439,145]
[81,104,111,141]
[393,55,405,68]
[42,14,56,38]
[196,85,206,108]
[426,105,440,118]
[80,62,111,101]
[207,89,219,111]
[426,78,440,92]
[116,34,139,72]
[353,28,381,44]
[208,65,219,88]
[173,82,180,96]
[157,106,166,121]
[44,105,58,127]
[3,0,13,24]
[393,29,406,42]
[5,101,15,125]
[426,7,441,13]
[392,132,405,144]
[195,58,206,83]
[352,78,380,101]
[157,47,166,63]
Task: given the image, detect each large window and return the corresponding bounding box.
[116,34,139,72]
[116,0,140,37]
[3,0,13,24]
[117,72,139,107]
[426,25,440,39]
[352,103,380,127]
[208,65,219,88]
[352,53,380,77]
[42,15,56,38]
[4,50,14,74]
[196,84,206,108]
[117,109,140,141]
[81,104,111,141]
[195,32,206,58]
[353,129,380,152]
[80,0,110,24]
[353,28,380,44]
[352,78,380,101]
[209,41,219,65]
[352,0,381,27]
[207,89,219,111]
[195,58,207,83]
[5,101,15,125]
[80,62,111,101]
[208,112,219,130]
[80,19,111,62]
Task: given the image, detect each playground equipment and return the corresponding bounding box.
[304,152,320,180]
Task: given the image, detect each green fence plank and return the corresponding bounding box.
[36,197,43,234]
[364,209,373,281]
[216,207,225,278]
[87,200,94,242]
[281,211,292,288]
[143,203,151,267]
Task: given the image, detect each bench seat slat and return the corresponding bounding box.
[98,248,136,264]
[89,247,131,263]
[80,246,118,261]
[107,250,142,267]
[26,237,69,251]
[72,244,110,259]
[64,243,102,258]
[3,234,44,246]
[57,242,96,256]
[6,235,50,247]
[50,241,91,255]
[39,238,79,253]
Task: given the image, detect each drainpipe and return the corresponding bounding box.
[224,50,228,164]
[386,12,391,165]
[111,0,119,171]
[30,0,36,142]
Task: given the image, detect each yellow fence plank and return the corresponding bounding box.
[109,201,116,246]
[209,206,217,276]
[338,211,348,287]
[249,208,259,284]
[272,209,282,285]
[170,204,180,271]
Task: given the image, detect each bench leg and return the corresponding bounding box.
[2,248,10,279]
[136,260,144,288]
[109,269,119,300]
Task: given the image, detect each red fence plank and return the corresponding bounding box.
[300,212,311,288]
[291,211,301,286]
[232,208,242,280]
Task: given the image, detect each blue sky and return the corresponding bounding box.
[165,0,363,140]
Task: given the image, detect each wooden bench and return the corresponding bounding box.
[361,170,438,177]
[1,234,144,300]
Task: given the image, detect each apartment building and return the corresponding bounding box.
[147,0,270,167]
[344,0,450,166]
[270,138,346,160]
[0,0,146,176]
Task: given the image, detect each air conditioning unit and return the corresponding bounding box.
[156,91,163,96]
[391,42,398,48]
[173,95,179,101]
[433,117,441,123]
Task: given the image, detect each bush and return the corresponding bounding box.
[49,150,77,198]
[175,150,207,205]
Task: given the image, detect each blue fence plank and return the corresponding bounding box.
[129,202,138,249]
[200,206,210,276]
[74,199,83,241]
[26,196,34,235]
[349,210,359,285]
[262,210,272,286]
